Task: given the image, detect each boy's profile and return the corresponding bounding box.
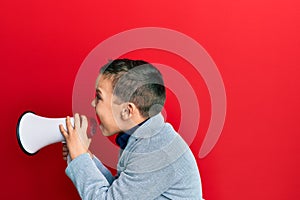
[59,59,204,199]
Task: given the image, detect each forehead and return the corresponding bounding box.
[95,75,113,93]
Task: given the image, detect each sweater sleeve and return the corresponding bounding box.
[92,156,114,185]
[65,153,175,200]
[66,153,111,199]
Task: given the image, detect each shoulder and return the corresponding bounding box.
[121,121,189,174]
[131,113,179,152]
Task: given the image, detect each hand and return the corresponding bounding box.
[62,143,92,164]
[59,114,91,160]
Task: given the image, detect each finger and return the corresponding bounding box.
[62,144,69,159]
[66,116,73,132]
[59,124,68,138]
[81,115,88,130]
[74,113,80,130]
[63,153,69,160]
[63,150,69,155]
[63,151,69,157]
[62,145,69,152]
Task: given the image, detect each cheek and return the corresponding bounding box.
[94,105,106,126]
[96,103,112,122]
[99,115,120,136]
[94,105,101,118]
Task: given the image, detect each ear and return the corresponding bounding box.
[121,102,136,120]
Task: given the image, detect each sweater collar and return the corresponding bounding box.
[115,118,149,149]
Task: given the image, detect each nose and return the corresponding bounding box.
[91,98,96,108]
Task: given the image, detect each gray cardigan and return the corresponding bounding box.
[66,113,204,200]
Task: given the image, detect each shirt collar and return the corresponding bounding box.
[115,118,149,149]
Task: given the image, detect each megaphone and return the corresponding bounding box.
[16,111,98,155]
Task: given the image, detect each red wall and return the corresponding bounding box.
[1,1,300,199]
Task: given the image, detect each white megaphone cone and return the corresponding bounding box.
[16,111,98,155]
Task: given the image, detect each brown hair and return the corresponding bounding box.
[100,59,166,118]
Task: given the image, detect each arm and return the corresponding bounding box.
[66,152,175,200]
[60,124,114,184]
[60,114,174,199]
[92,156,115,185]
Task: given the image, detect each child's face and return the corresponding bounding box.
[91,75,124,136]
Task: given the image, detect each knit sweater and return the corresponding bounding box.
[66,113,204,200]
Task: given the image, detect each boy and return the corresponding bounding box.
[59,59,204,199]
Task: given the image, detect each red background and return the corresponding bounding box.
[1,0,300,199]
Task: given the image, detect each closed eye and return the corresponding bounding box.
[95,93,102,101]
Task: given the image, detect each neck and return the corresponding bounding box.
[124,115,147,132]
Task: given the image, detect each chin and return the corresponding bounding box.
[100,125,117,137]
[101,131,111,137]
[102,132,118,137]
